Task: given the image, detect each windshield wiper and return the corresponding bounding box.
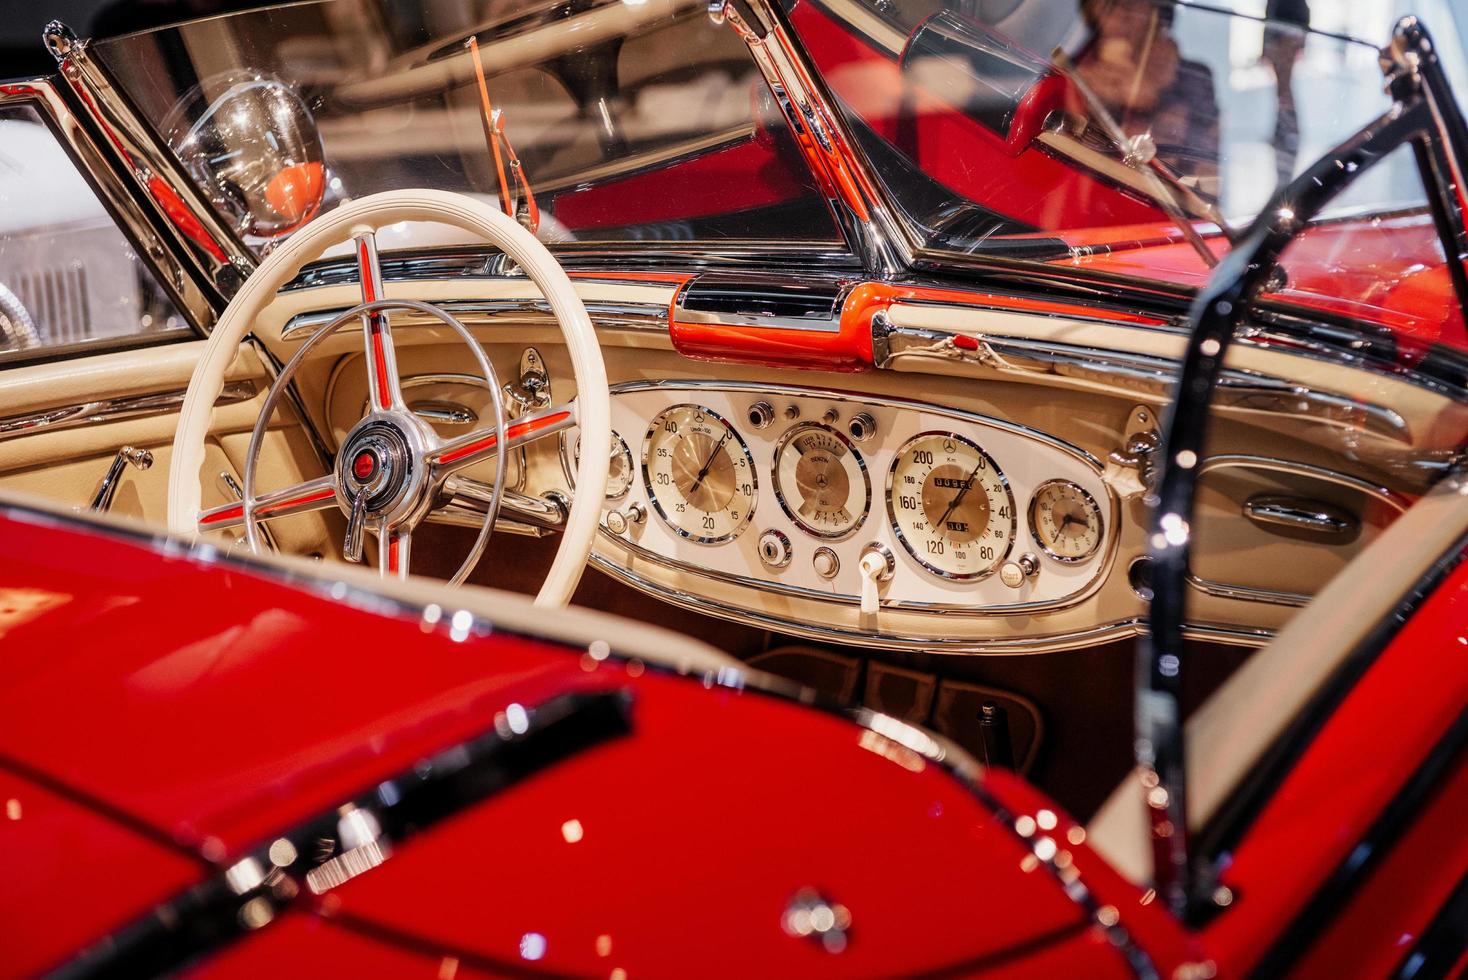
[1049,48,1234,269]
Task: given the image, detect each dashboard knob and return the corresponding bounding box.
[999,553,1039,589]
[783,404,801,421]
[847,412,876,443]
[758,529,792,569]
[606,501,646,535]
[747,401,775,430]
[812,546,840,579]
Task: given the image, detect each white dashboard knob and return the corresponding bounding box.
[812,546,840,579]
[999,553,1039,589]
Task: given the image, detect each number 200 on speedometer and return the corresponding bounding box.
[888,433,1015,580]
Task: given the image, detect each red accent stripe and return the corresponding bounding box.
[387,536,401,574]
[436,411,571,467]
[358,239,392,409]
[199,503,244,527]
[201,485,336,528]
[259,486,336,517]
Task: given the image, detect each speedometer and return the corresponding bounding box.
[888,432,1015,580]
[642,405,757,543]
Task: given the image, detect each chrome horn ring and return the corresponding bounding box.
[240,296,508,585]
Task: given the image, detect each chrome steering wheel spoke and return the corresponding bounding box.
[379,527,411,580]
[425,401,575,479]
[198,475,337,532]
[354,232,405,413]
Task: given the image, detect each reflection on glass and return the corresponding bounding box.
[95,0,841,249]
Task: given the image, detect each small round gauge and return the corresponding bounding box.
[1029,480,1104,562]
[773,423,870,539]
[642,405,757,543]
[561,428,634,499]
[888,432,1015,580]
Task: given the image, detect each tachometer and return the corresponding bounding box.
[773,423,870,539]
[888,432,1015,580]
[643,405,756,543]
[1028,479,1103,562]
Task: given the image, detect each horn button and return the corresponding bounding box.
[337,419,415,512]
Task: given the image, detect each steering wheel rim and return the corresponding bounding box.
[168,189,612,608]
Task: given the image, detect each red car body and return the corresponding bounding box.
[1,493,1464,976]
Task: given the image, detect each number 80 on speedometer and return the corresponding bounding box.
[888,433,1016,580]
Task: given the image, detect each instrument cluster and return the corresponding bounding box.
[570,382,1114,616]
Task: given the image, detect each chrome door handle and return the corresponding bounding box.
[1243,494,1359,538]
[89,446,153,512]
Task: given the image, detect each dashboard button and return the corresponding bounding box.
[847,412,877,443]
[812,546,840,579]
[747,401,775,430]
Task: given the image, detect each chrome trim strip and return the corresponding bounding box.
[880,324,1416,445]
[281,298,667,341]
[0,380,256,442]
[589,550,1271,652]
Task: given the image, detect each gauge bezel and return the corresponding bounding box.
[886,430,1016,582]
[641,403,757,545]
[771,421,871,541]
[560,428,633,499]
[1027,478,1103,563]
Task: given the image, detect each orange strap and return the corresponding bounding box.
[467,36,514,219]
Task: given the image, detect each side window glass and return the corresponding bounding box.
[0,103,188,357]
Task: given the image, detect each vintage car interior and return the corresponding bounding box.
[1,0,1465,844]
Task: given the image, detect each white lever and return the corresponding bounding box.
[858,543,895,617]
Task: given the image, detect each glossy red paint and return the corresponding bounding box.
[788,2,1166,232]
[550,137,818,231]
[1200,547,1468,975]
[434,409,572,466]
[0,504,1160,977]
[1063,211,1468,351]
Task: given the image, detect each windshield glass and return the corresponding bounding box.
[788,0,1468,340]
[93,0,842,252]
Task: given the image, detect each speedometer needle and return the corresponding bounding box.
[689,431,730,495]
[933,460,983,540]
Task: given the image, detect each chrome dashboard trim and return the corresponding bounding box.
[0,380,256,442]
[588,550,1271,653]
[598,379,1120,621]
[879,323,1416,445]
[281,298,667,341]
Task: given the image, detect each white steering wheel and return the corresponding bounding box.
[168,189,611,607]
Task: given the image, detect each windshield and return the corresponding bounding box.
[93,0,842,252]
[788,0,1468,338]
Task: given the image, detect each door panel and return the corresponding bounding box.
[0,339,338,558]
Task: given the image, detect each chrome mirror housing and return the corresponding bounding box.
[164,72,326,241]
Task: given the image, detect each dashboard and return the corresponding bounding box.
[568,381,1118,639]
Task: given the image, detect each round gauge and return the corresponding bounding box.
[773,423,870,539]
[1028,480,1104,562]
[561,428,634,499]
[888,432,1015,580]
[642,405,757,543]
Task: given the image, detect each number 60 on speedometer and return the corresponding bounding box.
[888,433,1016,580]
